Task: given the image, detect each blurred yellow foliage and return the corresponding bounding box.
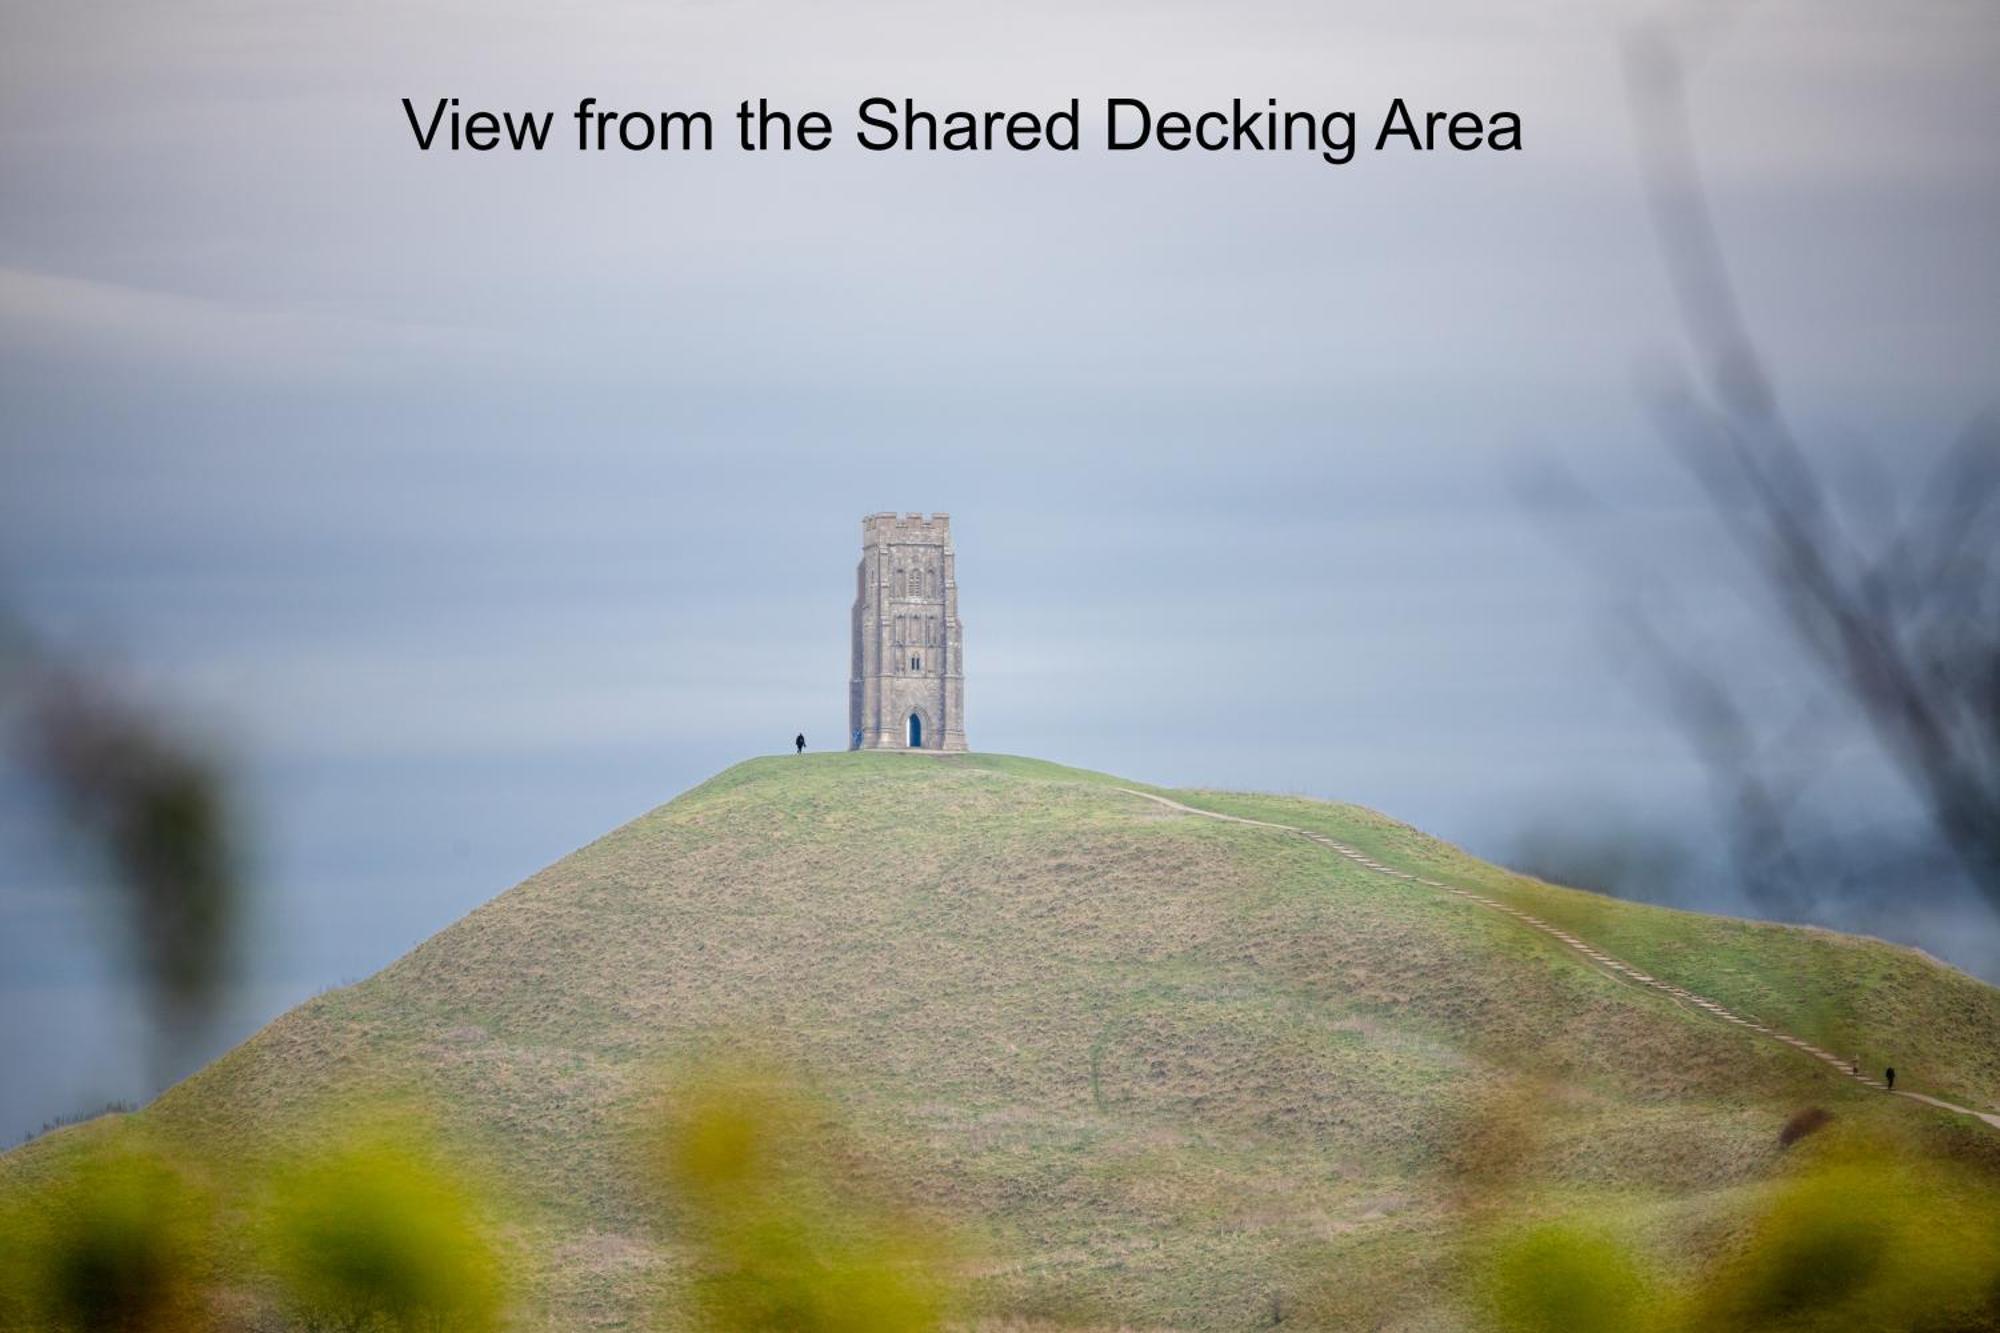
[1689,1131,2000,1331]
[260,1130,504,1333]
[648,1064,955,1332]
[1481,1125,2000,1333]
[1486,1223,1651,1333]
[0,1132,212,1332]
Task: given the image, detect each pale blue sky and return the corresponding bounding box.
[2,0,1996,1140]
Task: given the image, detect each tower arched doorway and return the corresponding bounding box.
[907,712,923,748]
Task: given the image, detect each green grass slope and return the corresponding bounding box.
[9,753,2000,1329]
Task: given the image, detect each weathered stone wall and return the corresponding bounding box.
[849,512,967,751]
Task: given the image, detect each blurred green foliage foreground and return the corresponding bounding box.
[0,1065,955,1333]
[4,1071,2000,1331]
[1481,1131,2000,1332]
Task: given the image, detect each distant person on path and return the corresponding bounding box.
[794,733,806,755]
[1886,1066,1896,1091]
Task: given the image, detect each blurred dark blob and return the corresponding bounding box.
[1,618,241,1087]
[1777,1107,1832,1149]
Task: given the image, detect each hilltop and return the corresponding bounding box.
[7,752,2000,1328]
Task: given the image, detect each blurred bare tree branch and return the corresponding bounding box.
[1613,20,2000,913]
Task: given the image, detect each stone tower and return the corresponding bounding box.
[850,512,966,751]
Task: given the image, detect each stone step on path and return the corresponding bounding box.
[1116,788,2000,1132]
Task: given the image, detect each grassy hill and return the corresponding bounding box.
[8,752,2000,1329]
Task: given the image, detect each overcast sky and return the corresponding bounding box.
[1,0,1995,1140]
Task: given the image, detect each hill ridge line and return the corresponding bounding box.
[1113,788,2000,1133]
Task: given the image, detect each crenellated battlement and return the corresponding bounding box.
[863,512,952,544]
